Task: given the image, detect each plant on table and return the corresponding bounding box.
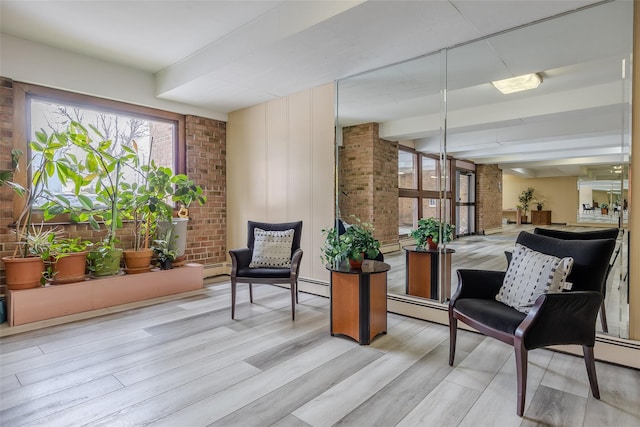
[410,217,453,250]
[321,217,380,268]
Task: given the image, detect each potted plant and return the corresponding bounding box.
[1,128,81,289]
[534,199,545,211]
[410,217,453,250]
[119,160,174,273]
[152,228,178,270]
[321,218,380,269]
[517,187,535,223]
[47,236,93,285]
[601,203,609,215]
[53,121,139,276]
[155,167,207,262]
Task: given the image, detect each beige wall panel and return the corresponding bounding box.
[227,104,267,251]
[503,175,578,224]
[227,84,334,282]
[288,90,314,279]
[266,97,290,221]
[311,84,336,282]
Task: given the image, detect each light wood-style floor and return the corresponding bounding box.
[1,279,639,426]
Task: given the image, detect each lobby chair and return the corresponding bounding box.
[533,227,620,333]
[582,204,595,213]
[449,231,616,416]
[229,220,303,320]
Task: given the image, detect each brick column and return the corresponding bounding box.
[339,123,398,246]
[476,164,503,233]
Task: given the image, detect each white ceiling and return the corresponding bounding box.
[0,0,632,185]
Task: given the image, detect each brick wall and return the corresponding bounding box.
[149,122,174,169]
[0,77,227,285]
[184,115,226,264]
[476,164,502,233]
[339,123,398,245]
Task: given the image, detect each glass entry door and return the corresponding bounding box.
[455,170,475,236]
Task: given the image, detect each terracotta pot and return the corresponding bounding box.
[427,237,438,250]
[51,252,87,285]
[348,258,363,269]
[123,249,154,269]
[2,256,45,290]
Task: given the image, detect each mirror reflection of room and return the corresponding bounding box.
[336,0,631,339]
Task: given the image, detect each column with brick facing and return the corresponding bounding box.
[339,123,398,246]
[184,116,226,265]
[476,164,503,233]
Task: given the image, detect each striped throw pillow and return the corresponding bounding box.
[496,243,573,313]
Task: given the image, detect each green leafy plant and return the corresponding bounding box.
[518,187,535,217]
[152,228,178,269]
[321,218,380,266]
[410,217,453,248]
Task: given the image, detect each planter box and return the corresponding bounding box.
[5,263,203,326]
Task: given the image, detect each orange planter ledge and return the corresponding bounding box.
[6,263,204,326]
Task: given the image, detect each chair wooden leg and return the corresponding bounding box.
[583,345,600,399]
[448,307,457,366]
[514,340,528,417]
[231,278,237,319]
[249,283,253,303]
[295,279,299,304]
[599,301,608,333]
[290,280,296,321]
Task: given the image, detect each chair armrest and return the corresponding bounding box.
[517,291,602,349]
[229,248,252,276]
[450,269,505,306]
[290,248,303,278]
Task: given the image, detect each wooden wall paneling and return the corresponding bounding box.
[265,97,289,222]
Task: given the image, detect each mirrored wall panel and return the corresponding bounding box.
[335,0,633,338]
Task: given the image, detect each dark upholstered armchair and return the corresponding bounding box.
[449,231,616,416]
[229,221,303,320]
[533,227,620,333]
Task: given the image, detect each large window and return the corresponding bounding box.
[398,146,453,236]
[17,84,184,210]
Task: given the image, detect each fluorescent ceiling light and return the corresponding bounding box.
[492,73,542,94]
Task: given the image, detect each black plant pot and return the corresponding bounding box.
[159,259,173,270]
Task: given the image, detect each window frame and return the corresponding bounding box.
[398,146,454,236]
[12,82,186,222]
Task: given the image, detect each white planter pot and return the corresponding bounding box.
[157,217,188,257]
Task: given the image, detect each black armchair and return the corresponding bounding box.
[449,231,616,416]
[229,221,303,320]
[533,227,620,333]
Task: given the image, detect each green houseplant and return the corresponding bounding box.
[45,236,93,285]
[154,166,207,260]
[410,217,453,250]
[517,187,535,222]
[49,121,140,276]
[152,228,178,270]
[321,218,380,269]
[1,128,84,288]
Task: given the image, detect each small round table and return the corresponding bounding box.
[326,260,390,345]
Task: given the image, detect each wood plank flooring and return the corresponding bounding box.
[1,279,639,426]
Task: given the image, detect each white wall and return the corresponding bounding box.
[227,83,334,282]
[0,34,225,121]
